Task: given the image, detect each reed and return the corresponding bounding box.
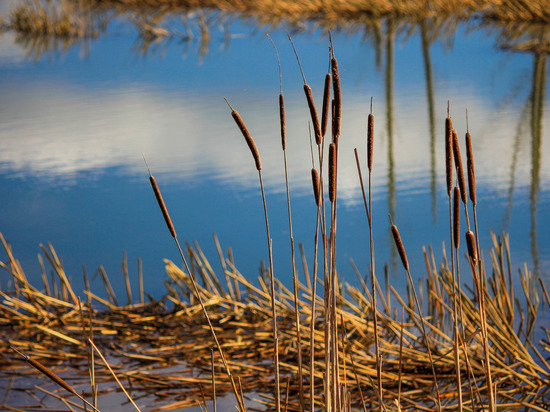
[225,98,280,412]
[269,33,305,410]
[144,154,246,412]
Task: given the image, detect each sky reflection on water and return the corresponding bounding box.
[0,10,548,300]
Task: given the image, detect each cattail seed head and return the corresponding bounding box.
[225,99,262,171]
[465,131,477,206]
[329,143,337,203]
[304,84,322,146]
[279,93,286,151]
[331,57,341,142]
[466,230,477,264]
[311,168,320,206]
[445,117,453,197]
[453,186,461,249]
[331,99,338,145]
[12,348,78,396]
[452,129,467,204]
[391,224,409,272]
[367,112,374,172]
[389,216,409,272]
[321,73,331,138]
[149,175,177,239]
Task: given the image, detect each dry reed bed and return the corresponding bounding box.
[1,232,549,410]
[63,0,550,24]
[3,0,549,60]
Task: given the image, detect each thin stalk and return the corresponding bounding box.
[144,157,245,412]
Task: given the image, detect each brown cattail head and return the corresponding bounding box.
[466,230,477,264]
[367,111,374,172]
[331,57,341,141]
[321,73,331,138]
[445,117,453,197]
[304,84,322,146]
[149,176,177,239]
[452,129,467,204]
[143,156,177,239]
[12,347,78,396]
[465,130,476,206]
[390,216,409,272]
[279,93,286,151]
[225,98,262,171]
[311,168,320,206]
[331,99,338,145]
[453,186,461,249]
[329,143,337,203]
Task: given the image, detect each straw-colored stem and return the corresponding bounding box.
[389,217,441,408]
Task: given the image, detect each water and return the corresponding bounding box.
[0,4,549,303]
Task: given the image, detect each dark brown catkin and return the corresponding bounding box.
[331,57,341,141]
[279,93,286,151]
[321,73,331,138]
[225,99,262,171]
[150,175,177,239]
[465,130,477,206]
[304,84,322,145]
[445,117,453,197]
[329,143,337,202]
[390,221,409,272]
[23,353,78,396]
[466,230,477,264]
[453,186,461,249]
[331,99,338,145]
[452,129,467,204]
[368,112,374,172]
[311,168,320,206]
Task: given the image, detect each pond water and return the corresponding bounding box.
[0,2,549,305]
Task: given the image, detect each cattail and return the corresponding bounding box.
[331,98,338,145]
[453,186,461,249]
[288,33,321,146]
[466,230,477,264]
[224,98,262,171]
[144,157,177,239]
[445,115,453,197]
[390,217,409,272]
[311,168,320,206]
[329,143,337,203]
[331,56,341,141]
[13,348,78,396]
[279,93,286,151]
[367,107,374,172]
[321,72,331,138]
[304,85,322,145]
[452,129,467,204]
[465,130,476,206]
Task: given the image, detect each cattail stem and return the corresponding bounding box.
[389,216,441,408]
[144,157,246,412]
[11,347,100,412]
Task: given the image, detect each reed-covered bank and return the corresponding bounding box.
[1,231,549,411]
[1,0,550,59]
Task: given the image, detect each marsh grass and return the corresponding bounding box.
[1,39,550,412]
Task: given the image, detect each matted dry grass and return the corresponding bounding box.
[1,231,549,411]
